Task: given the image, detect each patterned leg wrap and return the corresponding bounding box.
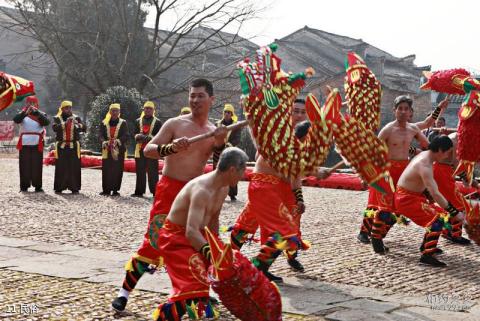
[122,257,150,292]
[448,215,463,238]
[252,233,292,271]
[422,219,443,255]
[230,228,249,251]
[371,211,395,240]
[153,298,218,321]
[360,208,375,235]
[286,249,297,260]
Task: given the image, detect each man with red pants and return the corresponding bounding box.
[395,136,465,267]
[111,79,227,312]
[151,147,248,321]
[358,95,448,254]
[230,99,329,275]
[433,132,473,245]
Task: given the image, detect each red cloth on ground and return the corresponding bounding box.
[134,175,187,265]
[367,159,409,212]
[155,219,209,302]
[433,162,466,210]
[394,187,446,227]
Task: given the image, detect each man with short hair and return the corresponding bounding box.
[13,96,49,192]
[52,100,86,194]
[433,132,474,245]
[112,78,228,312]
[100,103,128,196]
[229,98,329,282]
[427,116,447,143]
[132,101,162,197]
[395,135,463,266]
[358,95,448,254]
[151,147,248,320]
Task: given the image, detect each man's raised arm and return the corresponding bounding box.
[415,98,449,130]
[144,119,189,159]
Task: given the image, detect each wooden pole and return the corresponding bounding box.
[188,120,249,144]
[327,160,345,174]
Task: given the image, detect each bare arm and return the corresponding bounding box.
[185,190,209,251]
[207,210,220,235]
[414,126,430,150]
[420,164,448,208]
[377,125,391,142]
[415,98,449,130]
[143,119,189,159]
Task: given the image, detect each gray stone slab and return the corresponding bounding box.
[333,298,400,313]
[103,268,172,294]
[0,236,38,248]
[393,306,475,321]
[0,253,108,279]
[62,248,130,263]
[279,285,353,315]
[0,246,44,261]
[370,293,433,308]
[325,309,401,321]
[468,303,480,316]
[24,243,84,253]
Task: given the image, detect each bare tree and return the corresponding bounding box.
[0,0,259,103]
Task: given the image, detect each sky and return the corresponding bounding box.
[2,0,478,72]
[145,0,480,72]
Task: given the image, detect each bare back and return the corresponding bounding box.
[167,172,229,248]
[380,120,428,161]
[157,115,217,181]
[254,155,290,182]
[397,152,432,193]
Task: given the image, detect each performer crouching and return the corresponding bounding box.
[395,136,465,267]
[150,147,247,321]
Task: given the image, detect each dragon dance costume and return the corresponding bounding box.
[151,220,219,320]
[120,175,187,297]
[394,187,450,256]
[420,68,480,245]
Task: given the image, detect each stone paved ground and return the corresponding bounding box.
[1,158,480,320]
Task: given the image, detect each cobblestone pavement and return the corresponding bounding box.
[0,270,323,321]
[1,158,480,318]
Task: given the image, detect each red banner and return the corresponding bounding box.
[0,121,14,141]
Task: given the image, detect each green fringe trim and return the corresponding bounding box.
[251,257,261,268]
[287,72,307,84]
[238,69,250,95]
[363,209,377,218]
[396,215,410,226]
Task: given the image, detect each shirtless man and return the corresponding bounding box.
[395,135,464,266]
[112,78,227,312]
[230,100,329,282]
[150,147,248,320]
[358,95,448,254]
[433,132,476,245]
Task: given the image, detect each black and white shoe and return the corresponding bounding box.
[420,254,447,267]
[112,296,128,312]
[357,232,370,244]
[287,258,305,272]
